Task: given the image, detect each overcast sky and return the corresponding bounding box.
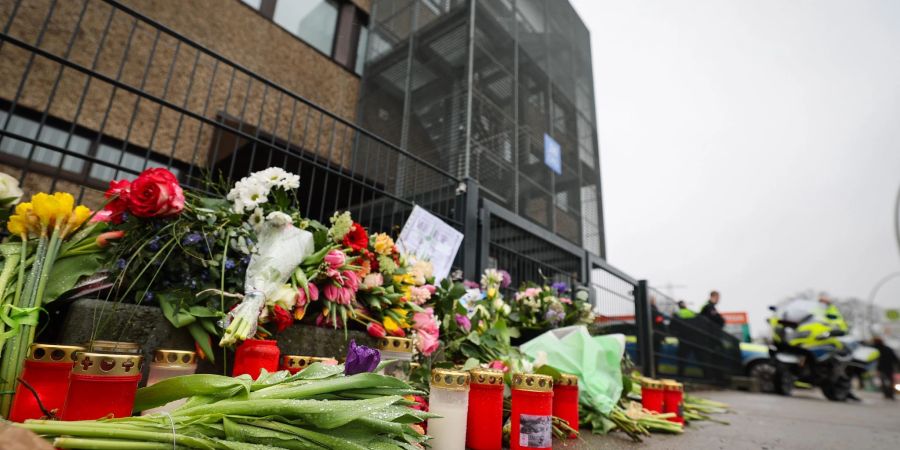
[570,0,900,335]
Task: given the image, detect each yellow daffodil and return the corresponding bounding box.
[6,214,27,238]
[64,205,91,237]
[7,202,34,237]
[372,233,395,256]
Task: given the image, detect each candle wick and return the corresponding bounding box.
[16,377,57,419]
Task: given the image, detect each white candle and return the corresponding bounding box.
[141,350,197,415]
[427,369,470,450]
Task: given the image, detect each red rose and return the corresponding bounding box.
[103,179,131,223]
[342,222,369,252]
[272,305,293,333]
[127,168,184,218]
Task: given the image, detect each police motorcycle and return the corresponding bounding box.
[767,299,876,401]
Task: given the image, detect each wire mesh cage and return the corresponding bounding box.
[0,0,462,235]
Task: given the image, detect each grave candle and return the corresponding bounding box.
[61,351,143,420]
[552,373,579,439]
[376,336,414,380]
[510,373,554,450]
[141,349,197,415]
[8,344,83,422]
[465,367,504,450]
[427,368,470,450]
[231,339,280,379]
[661,379,684,423]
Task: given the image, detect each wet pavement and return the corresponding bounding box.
[557,388,900,449]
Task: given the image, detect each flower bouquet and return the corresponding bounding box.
[101,168,317,357]
[0,183,107,416]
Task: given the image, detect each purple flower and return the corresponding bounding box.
[545,308,565,325]
[551,281,568,295]
[463,280,480,289]
[455,314,471,332]
[224,258,236,270]
[344,340,380,376]
[499,270,512,289]
[148,236,161,252]
[182,232,202,246]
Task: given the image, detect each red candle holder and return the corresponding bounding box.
[552,373,579,439]
[232,339,280,379]
[661,379,684,424]
[640,377,664,413]
[61,351,144,421]
[9,343,84,422]
[510,373,554,450]
[465,368,504,450]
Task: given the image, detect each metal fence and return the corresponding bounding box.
[1,0,744,387]
[0,0,460,235]
[646,288,743,384]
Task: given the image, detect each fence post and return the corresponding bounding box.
[460,177,481,280]
[634,279,656,378]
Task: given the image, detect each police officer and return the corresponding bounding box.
[700,291,725,329]
[676,300,695,319]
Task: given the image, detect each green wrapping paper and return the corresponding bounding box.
[520,326,624,414]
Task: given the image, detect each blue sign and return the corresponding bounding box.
[544,134,562,175]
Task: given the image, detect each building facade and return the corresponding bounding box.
[0,0,605,289]
[358,0,604,259]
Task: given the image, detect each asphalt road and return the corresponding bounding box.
[558,389,900,450]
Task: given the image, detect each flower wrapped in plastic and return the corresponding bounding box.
[220,220,314,346]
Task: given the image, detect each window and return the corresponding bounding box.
[240,0,369,75]
[273,0,339,55]
[0,108,182,187]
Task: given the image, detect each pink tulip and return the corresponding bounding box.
[324,250,346,269]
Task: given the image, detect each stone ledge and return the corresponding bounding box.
[58,299,376,378]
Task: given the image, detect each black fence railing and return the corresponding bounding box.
[0,0,460,234]
[0,0,745,387]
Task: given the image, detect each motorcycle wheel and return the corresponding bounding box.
[748,360,777,393]
[821,375,851,402]
[774,364,793,396]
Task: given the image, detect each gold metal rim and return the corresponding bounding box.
[469,368,504,386]
[28,344,85,363]
[72,351,144,376]
[84,340,141,354]
[431,368,470,390]
[376,336,414,353]
[152,349,197,366]
[511,373,553,392]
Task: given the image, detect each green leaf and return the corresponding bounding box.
[134,374,251,412]
[461,357,480,370]
[42,252,105,303]
[187,321,215,364]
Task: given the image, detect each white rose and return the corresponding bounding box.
[0,172,23,204]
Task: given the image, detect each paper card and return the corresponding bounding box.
[396,205,464,282]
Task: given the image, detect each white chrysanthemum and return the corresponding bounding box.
[266,211,293,227]
[248,208,265,229]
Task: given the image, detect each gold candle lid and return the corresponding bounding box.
[282,355,336,370]
[555,373,579,387]
[469,368,504,386]
[152,349,196,366]
[511,373,553,392]
[376,336,414,353]
[28,343,85,363]
[660,379,683,391]
[640,377,664,389]
[431,368,470,390]
[84,340,141,354]
[72,351,144,377]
